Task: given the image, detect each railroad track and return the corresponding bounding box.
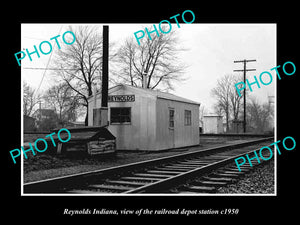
[169,156,265,194]
[24,138,273,194]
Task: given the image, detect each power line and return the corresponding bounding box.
[33,25,63,96]
[233,59,256,133]
[23,67,77,70]
[23,36,46,41]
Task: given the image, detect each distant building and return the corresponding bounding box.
[32,109,57,120]
[203,115,223,134]
[88,84,200,151]
[23,115,36,132]
[32,109,57,131]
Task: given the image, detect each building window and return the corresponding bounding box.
[169,109,174,128]
[184,110,191,126]
[110,107,131,124]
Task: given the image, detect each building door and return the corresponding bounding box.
[168,108,175,149]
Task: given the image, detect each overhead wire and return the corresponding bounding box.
[33,25,63,96]
[23,67,76,70]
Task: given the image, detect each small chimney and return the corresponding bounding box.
[101,25,109,107]
[97,25,109,127]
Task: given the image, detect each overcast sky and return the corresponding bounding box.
[21,23,276,119]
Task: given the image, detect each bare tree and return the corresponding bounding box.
[199,105,206,123]
[247,97,273,133]
[199,104,206,132]
[52,26,104,125]
[23,81,40,116]
[211,74,244,131]
[114,26,188,91]
[43,83,82,127]
[229,75,244,121]
[211,75,231,132]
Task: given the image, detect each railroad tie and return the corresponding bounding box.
[226,167,251,172]
[121,176,162,182]
[145,170,181,175]
[162,166,195,171]
[66,190,103,194]
[212,172,240,178]
[219,170,243,175]
[133,173,172,178]
[178,162,208,166]
[177,191,201,194]
[183,185,216,193]
[181,160,211,164]
[193,180,228,186]
[166,164,198,168]
[106,180,149,187]
[202,176,235,183]
[154,167,191,172]
[88,184,133,191]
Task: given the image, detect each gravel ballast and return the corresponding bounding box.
[217,160,275,194]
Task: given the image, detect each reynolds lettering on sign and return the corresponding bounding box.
[108,95,135,102]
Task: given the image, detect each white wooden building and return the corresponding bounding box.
[203,115,223,134]
[88,84,200,151]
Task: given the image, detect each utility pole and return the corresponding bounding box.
[233,59,256,133]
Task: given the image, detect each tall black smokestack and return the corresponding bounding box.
[101,25,109,107]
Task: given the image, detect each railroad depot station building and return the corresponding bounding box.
[88,84,200,151]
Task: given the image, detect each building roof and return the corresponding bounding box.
[24,115,35,120]
[203,114,223,118]
[90,84,200,105]
[32,108,56,117]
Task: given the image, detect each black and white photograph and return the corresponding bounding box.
[21,23,277,196]
[4,4,298,221]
